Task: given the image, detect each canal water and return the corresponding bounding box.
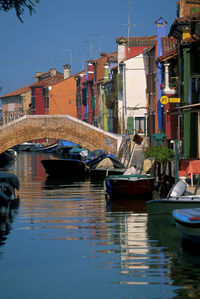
[0,152,200,299]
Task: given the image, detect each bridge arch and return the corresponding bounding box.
[0,115,122,154]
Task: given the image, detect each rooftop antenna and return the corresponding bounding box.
[122,0,136,48]
[91,34,102,58]
[84,40,93,60]
[77,54,85,69]
[61,49,72,67]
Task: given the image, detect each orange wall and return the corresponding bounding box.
[49,76,77,117]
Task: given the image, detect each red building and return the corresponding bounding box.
[31,69,64,115]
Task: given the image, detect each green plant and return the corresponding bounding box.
[144,146,175,163]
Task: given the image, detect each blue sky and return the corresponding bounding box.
[0,0,177,95]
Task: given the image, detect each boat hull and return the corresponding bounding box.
[173,208,200,243]
[105,175,155,200]
[41,158,89,177]
[29,143,58,153]
[146,197,200,215]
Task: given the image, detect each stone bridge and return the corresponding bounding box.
[0,115,122,155]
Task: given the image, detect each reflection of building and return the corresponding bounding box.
[120,214,149,279]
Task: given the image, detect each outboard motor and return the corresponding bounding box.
[167,180,187,198]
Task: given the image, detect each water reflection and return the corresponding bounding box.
[147,213,200,298]
[0,200,20,247]
[1,152,200,298]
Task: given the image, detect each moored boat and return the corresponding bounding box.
[41,158,89,177]
[87,154,125,179]
[146,180,200,215]
[104,173,155,200]
[172,208,200,244]
[29,142,58,153]
[14,142,35,151]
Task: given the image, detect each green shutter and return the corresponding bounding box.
[128,117,134,135]
[91,97,95,110]
[191,7,200,14]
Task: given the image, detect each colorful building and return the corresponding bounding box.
[49,65,79,117]
[116,36,156,135]
[168,0,200,158]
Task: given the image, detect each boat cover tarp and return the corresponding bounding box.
[0,171,20,190]
[59,140,78,147]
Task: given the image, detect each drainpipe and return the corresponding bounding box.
[122,63,127,134]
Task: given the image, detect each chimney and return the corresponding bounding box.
[64,64,71,79]
[116,38,127,69]
[50,68,57,77]
[35,71,42,82]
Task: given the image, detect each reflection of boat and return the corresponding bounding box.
[0,149,16,165]
[0,196,20,246]
[106,198,147,213]
[0,171,20,216]
[41,158,89,177]
[146,180,200,215]
[0,171,20,198]
[104,173,155,200]
[147,214,181,248]
[173,208,200,244]
[44,174,87,188]
[29,142,58,153]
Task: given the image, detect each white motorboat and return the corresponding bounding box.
[146,180,200,215]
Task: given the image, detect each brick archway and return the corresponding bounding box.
[0,115,121,154]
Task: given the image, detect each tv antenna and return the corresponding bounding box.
[122,0,136,47]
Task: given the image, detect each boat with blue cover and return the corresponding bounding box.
[172,208,200,243]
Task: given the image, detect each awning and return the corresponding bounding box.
[167,103,200,114]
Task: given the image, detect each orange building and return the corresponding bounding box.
[49,65,80,117]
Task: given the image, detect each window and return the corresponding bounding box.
[135,116,146,134]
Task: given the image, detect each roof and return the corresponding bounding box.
[31,74,64,88]
[158,50,177,62]
[157,36,178,61]
[34,69,63,79]
[2,73,64,98]
[162,36,177,55]
[186,0,200,3]
[172,13,200,25]
[116,36,157,47]
[1,84,33,98]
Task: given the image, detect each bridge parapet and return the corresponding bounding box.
[0,115,122,155]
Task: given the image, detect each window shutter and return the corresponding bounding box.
[128,117,134,135]
[91,97,95,110]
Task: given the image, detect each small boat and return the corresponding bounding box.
[54,140,78,157]
[14,142,35,151]
[104,173,155,200]
[41,158,89,178]
[87,153,126,179]
[146,180,200,215]
[29,142,58,153]
[172,208,200,244]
